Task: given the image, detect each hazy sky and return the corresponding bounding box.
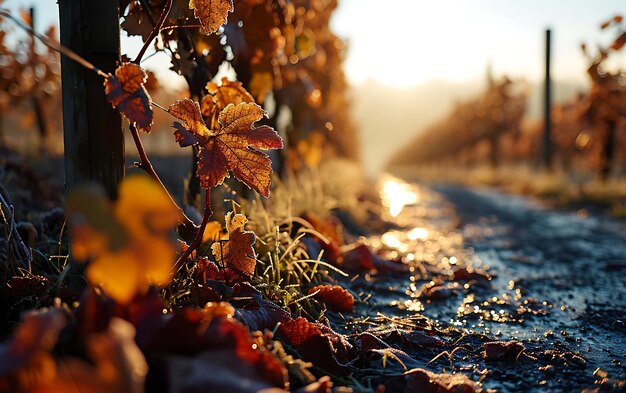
[332,0,625,87]
[3,0,625,87]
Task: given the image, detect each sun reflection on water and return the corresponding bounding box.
[379,176,419,217]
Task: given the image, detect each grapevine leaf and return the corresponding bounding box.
[211,212,256,275]
[189,0,234,35]
[205,77,254,111]
[104,63,154,131]
[67,176,181,304]
[168,99,283,195]
[121,2,154,41]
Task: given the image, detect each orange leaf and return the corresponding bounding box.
[308,285,354,313]
[0,309,66,391]
[202,220,223,242]
[278,317,323,346]
[66,176,181,304]
[104,63,153,131]
[205,77,254,112]
[168,99,283,195]
[211,212,257,275]
[189,0,234,35]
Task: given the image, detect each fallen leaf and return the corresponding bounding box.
[278,317,351,375]
[189,0,234,35]
[308,285,354,313]
[403,368,480,393]
[484,340,525,361]
[45,318,148,393]
[0,308,66,392]
[169,99,283,195]
[230,283,290,331]
[139,307,287,389]
[211,212,257,275]
[67,176,181,304]
[104,63,153,131]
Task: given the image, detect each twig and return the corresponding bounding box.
[133,0,172,64]
[129,124,196,231]
[0,9,107,77]
[173,192,212,272]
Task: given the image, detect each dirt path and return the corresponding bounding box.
[435,184,626,389]
[341,180,626,392]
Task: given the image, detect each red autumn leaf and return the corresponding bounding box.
[278,317,351,376]
[168,99,283,195]
[211,212,257,275]
[104,62,153,131]
[279,317,323,347]
[189,0,234,35]
[138,306,287,389]
[308,285,354,313]
[0,275,49,305]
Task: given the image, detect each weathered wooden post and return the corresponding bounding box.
[542,28,553,170]
[58,0,124,198]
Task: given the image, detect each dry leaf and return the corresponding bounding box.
[104,63,154,131]
[484,340,525,361]
[189,0,234,35]
[0,309,66,392]
[404,368,480,393]
[211,212,256,275]
[168,99,283,195]
[308,285,354,313]
[67,176,181,304]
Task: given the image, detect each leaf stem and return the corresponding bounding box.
[174,193,212,272]
[0,9,108,78]
[129,124,197,232]
[133,0,173,64]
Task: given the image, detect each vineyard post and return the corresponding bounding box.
[58,0,124,198]
[542,28,553,170]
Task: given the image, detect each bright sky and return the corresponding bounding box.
[331,0,626,87]
[2,0,625,87]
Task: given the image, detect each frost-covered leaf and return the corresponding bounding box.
[308,285,354,313]
[104,63,153,131]
[189,0,234,35]
[211,212,256,275]
[168,99,283,195]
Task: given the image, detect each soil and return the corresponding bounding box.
[337,180,626,392]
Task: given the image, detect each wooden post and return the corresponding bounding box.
[58,0,124,198]
[542,29,553,170]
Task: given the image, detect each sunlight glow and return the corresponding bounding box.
[407,227,429,241]
[379,177,419,217]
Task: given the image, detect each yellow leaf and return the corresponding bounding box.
[202,220,223,243]
[67,176,181,304]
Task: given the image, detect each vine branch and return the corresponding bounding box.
[174,193,212,272]
[129,124,197,232]
[133,0,173,64]
[0,9,107,77]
